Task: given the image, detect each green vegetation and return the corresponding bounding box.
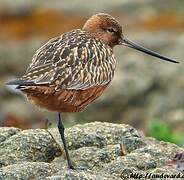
[148,120,184,147]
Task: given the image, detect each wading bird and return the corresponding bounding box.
[7,13,179,169]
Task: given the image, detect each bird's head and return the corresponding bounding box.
[83,13,122,47]
[83,13,179,64]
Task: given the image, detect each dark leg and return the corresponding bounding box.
[57,112,74,169]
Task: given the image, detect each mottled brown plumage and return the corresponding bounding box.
[21,27,116,111]
[17,14,120,112]
[7,13,179,169]
[24,83,109,112]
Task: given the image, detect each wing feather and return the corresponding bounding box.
[22,29,116,90]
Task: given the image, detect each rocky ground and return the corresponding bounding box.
[0,122,183,179]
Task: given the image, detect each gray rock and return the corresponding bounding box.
[0,128,61,167]
[0,122,183,179]
[0,127,20,143]
[0,162,59,180]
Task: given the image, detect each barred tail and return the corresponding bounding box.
[6,79,37,89]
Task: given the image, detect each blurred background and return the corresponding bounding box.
[0,0,183,146]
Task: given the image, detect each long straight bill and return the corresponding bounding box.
[120,37,179,64]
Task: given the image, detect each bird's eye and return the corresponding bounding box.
[106,28,115,33]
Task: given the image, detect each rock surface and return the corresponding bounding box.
[0,122,183,179]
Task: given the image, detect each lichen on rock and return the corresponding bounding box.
[0,122,183,179]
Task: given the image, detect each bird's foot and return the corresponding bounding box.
[76,166,88,171]
[68,164,88,171]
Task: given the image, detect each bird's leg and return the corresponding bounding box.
[57,112,74,169]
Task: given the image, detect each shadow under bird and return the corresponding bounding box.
[7,13,179,169]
